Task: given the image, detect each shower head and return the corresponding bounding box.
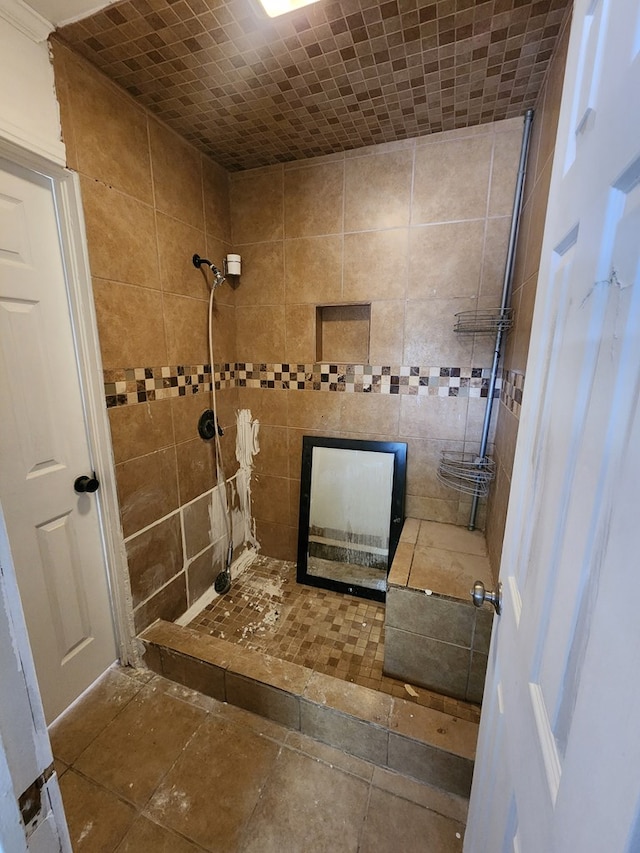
[192,253,226,288]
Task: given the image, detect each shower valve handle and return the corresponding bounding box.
[471,580,502,615]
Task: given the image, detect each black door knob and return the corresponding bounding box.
[74,474,100,493]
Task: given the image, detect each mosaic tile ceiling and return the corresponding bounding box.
[57,0,571,171]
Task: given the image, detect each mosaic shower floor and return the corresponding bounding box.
[188,555,481,724]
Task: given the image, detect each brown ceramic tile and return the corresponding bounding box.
[175,437,216,505]
[81,177,159,289]
[480,216,512,301]
[49,667,142,765]
[187,555,481,723]
[202,156,231,243]
[54,44,153,205]
[284,235,343,304]
[115,447,179,538]
[115,815,204,853]
[403,297,475,366]
[93,279,167,369]
[390,698,477,760]
[225,672,300,729]
[412,134,493,225]
[133,572,188,633]
[344,229,409,301]
[149,119,204,230]
[300,698,388,764]
[418,520,488,557]
[408,221,484,301]
[384,626,471,698]
[254,519,298,561]
[344,149,413,232]
[146,713,280,850]
[126,514,183,607]
[170,393,215,446]
[108,399,174,465]
[399,395,468,442]
[157,213,207,300]
[182,492,213,559]
[371,766,469,824]
[234,241,285,307]
[187,545,223,605]
[162,293,209,366]
[231,170,283,243]
[409,547,491,599]
[284,730,375,781]
[359,786,464,852]
[387,732,473,798]
[235,305,286,363]
[318,304,370,362]
[253,425,289,478]
[285,303,317,363]
[59,770,135,853]
[241,749,369,852]
[159,647,226,702]
[304,671,391,727]
[369,300,405,365]
[57,1,570,173]
[488,126,523,217]
[236,387,288,427]
[74,683,207,807]
[284,161,344,238]
[251,473,291,525]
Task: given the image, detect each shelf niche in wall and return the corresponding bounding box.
[316,303,371,363]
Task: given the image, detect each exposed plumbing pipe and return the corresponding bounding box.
[468,108,535,531]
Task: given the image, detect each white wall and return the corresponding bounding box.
[0,0,64,164]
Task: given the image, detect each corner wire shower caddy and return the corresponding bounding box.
[437,109,534,530]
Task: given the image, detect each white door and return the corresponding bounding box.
[0,157,116,723]
[466,1,640,851]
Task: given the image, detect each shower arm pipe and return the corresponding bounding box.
[468,108,535,531]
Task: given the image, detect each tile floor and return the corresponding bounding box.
[188,556,481,724]
[51,666,467,852]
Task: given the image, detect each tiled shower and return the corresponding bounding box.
[51,11,568,647]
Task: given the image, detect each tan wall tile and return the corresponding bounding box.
[479,217,511,301]
[412,134,493,224]
[53,44,152,204]
[93,279,167,368]
[203,156,231,242]
[235,305,285,362]
[133,573,187,633]
[488,127,523,217]
[369,300,405,365]
[251,474,291,525]
[116,447,179,538]
[183,493,214,559]
[175,437,216,505]
[284,162,344,238]
[284,235,343,305]
[230,169,283,244]
[209,301,237,363]
[399,396,468,442]
[234,242,285,306]
[237,388,289,426]
[157,213,207,299]
[344,149,413,232]
[126,514,183,607]
[343,229,409,301]
[339,393,400,436]
[149,120,204,230]
[408,221,484,300]
[287,390,342,431]
[81,177,159,288]
[163,294,209,365]
[171,394,215,445]
[255,520,297,561]
[403,298,475,366]
[254,425,290,477]
[285,303,316,363]
[108,399,174,464]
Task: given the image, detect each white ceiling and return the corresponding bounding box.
[24,0,114,28]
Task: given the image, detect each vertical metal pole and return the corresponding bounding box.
[468,109,535,531]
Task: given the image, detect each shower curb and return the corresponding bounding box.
[139,619,477,798]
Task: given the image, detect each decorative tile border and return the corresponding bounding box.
[500,368,525,418]
[104,362,500,408]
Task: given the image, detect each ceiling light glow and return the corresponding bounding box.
[258,0,320,18]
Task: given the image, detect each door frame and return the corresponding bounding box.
[0,134,136,669]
